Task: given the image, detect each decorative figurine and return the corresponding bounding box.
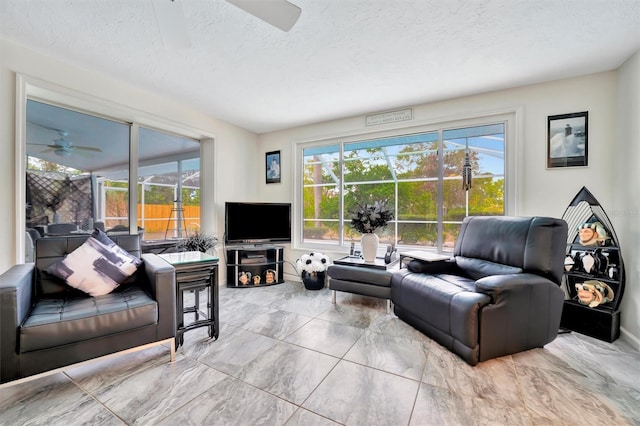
[575,280,615,308]
[238,271,251,285]
[253,275,261,285]
[581,252,596,274]
[578,222,608,246]
[265,269,276,284]
[564,255,575,271]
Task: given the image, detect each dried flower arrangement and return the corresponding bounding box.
[349,200,394,234]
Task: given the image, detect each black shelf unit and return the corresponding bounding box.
[226,245,284,287]
[560,187,625,342]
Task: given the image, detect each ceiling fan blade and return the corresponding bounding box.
[227,0,301,32]
[44,143,101,153]
[152,0,191,49]
[27,121,65,135]
[74,146,102,152]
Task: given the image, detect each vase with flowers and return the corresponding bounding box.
[296,252,331,290]
[349,200,394,262]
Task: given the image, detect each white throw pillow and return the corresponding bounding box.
[46,234,141,297]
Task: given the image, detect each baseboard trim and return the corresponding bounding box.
[620,327,640,351]
[284,272,302,282]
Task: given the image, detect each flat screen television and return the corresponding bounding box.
[225,202,292,245]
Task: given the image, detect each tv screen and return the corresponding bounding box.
[225,202,291,244]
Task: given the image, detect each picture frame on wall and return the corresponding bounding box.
[547,111,588,168]
[266,150,281,184]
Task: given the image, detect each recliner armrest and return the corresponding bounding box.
[475,273,560,304]
[141,253,176,340]
[0,264,35,382]
[474,272,565,362]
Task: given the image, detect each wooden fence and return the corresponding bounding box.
[136,204,201,233]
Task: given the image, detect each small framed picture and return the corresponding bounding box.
[266,150,281,184]
[547,111,588,168]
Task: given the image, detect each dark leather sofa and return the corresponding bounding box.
[391,216,567,365]
[0,234,176,384]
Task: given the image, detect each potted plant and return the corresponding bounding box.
[296,252,331,290]
[349,200,393,262]
[178,232,218,254]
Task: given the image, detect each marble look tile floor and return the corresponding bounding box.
[1,282,638,425]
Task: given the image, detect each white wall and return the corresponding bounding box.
[614,50,640,346]
[259,68,639,346]
[0,38,259,274]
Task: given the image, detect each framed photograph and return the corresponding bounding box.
[266,150,281,184]
[547,111,588,168]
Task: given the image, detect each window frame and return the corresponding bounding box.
[15,74,213,263]
[293,111,520,253]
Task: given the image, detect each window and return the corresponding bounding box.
[24,100,201,243]
[16,74,211,263]
[26,100,131,231]
[138,127,201,240]
[300,121,506,253]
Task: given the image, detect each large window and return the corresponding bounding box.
[25,100,201,243]
[26,100,131,232]
[301,122,506,253]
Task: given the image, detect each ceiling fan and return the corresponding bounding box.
[152,0,301,48]
[225,0,302,32]
[28,130,102,158]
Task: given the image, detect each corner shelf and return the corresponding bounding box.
[226,245,284,288]
[560,187,625,342]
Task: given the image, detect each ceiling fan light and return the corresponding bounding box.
[55,148,72,157]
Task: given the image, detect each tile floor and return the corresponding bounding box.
[1,282,639,425]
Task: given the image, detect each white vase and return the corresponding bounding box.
[361,233,379,262]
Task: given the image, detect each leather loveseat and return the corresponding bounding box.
[0,234,176,384]
[391,216,567,365]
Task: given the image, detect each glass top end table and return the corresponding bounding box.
[159,251,219,347]
[159,251,219,265]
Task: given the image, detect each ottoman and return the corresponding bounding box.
[327,264,393,312]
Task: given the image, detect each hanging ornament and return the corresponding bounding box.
[462,146,472,191]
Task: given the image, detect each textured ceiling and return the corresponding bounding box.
[1,0,639,134]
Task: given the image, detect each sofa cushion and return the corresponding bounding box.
[455,256,523,281]
[391,271,490,348]
[46,232,141,296]
[19,285,157,353]
[327,265,392,287]
[453,216,567,284]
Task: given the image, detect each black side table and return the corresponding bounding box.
[159,251,219,347]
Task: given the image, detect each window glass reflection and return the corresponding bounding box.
[138,127,200,240]
[25,100,130,237]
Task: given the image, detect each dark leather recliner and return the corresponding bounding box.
[391,216,567,365]
[0,234,176,384]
